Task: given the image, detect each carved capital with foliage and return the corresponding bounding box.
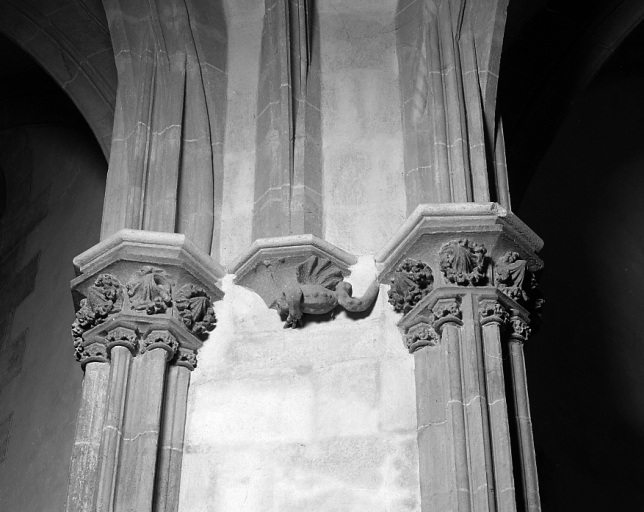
[387,258,434,314]
[479,299,509,326]
[404,323,440,353]
[439,238,488,286]
[70,230,225,369]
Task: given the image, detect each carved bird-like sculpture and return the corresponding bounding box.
[270,256,380,328]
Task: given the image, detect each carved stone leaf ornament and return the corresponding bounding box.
[387,258,434,314]
[404,323,440,353]
[494,251,529,302]
[510,317,532,342]
[479,299,509,325]
[175,283,217,338]
[126,266,173,314]
[105,327,138,353]
[141,330,179,358]
[71,273,124,362]
[439,238,488,285]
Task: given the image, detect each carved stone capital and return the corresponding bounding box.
[70,229,225,369]
[377,204,543,331]
[105,327,138,354]
[175,348,198,371]
[404,323,440,353]
[431,298,463,332]
[74,340,109,368]
[509,316,532,344]
[377,203,542,285]
[141,330,179,360]
[479,299,509,326]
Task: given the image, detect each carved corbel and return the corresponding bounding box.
[269,255,379,329]
[230,235,379,329]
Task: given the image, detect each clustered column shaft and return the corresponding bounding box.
[65,230,224,512]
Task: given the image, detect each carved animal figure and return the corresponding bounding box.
[270,256,380,328]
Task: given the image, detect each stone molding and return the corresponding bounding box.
[230,234,357,280]
[377,202,542,349]
[396,286,533,353]
[376,202,543,280]
[70,229,224,369]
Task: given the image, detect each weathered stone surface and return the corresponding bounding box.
[0,412,12,464]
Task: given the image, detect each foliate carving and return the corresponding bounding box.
[71,274,124,355]
[105,327,138,353]
[494,252,544,321]
[175,348,198,371]
[126,266,173,314]
[509,317,532,343]
[432,298,462,320]
[494,252,529,302]
[387,259,434,314]
[439,239,488,286]
[175,284,216,338]
[479,299,509,325]
[404,323,440,353]
[270,256,379,328]
[75,341,109,366]
[141,330,179,357]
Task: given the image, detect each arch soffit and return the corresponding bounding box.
[0,0,117,158]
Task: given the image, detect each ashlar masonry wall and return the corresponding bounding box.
[178,2,418,510]
[180,266,419,511]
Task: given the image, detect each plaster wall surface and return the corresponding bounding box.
[179,261,421,512]
[519,69,644,510]
[0,125,106,511]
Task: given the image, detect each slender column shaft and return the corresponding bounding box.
[113,348,168,511]
[415,336,454,510]
[65,363,111,512]
[95,346,133,512]
[460,296,495,512]
[445,323,473,511]
[481,322,517,511]
[154,365,191,512]
[509,340,541,512]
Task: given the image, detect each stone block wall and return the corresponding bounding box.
[179,276,420,511]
